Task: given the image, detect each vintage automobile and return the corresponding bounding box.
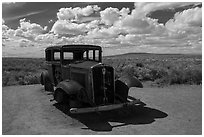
[40,45,144,114]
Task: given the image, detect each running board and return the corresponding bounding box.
[70,99,145,114]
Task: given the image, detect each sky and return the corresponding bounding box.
[2,2,202,57]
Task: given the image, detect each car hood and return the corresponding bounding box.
[70,61,102,69]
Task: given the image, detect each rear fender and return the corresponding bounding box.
[41,71,50,85]
[40,73,44,85]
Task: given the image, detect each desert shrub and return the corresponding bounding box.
[136,62,144,67]
[134,67,152,81]
[2,73,10,86]
[155,66,202,85]
[168,69,184,84]
[122,65,135,76]
[24,75,40,85]
[182,67,202,85]
[149,68,168,80]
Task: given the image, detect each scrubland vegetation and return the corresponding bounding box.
[103,53,202,86]
[2,53,202,87]
[2,58,46,86]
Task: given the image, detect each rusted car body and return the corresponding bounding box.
[40,45,144,114]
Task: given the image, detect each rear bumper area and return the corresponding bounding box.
[70,99,145,114]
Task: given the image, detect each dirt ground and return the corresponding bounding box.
[2,84,202,135]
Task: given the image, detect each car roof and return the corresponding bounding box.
[45,45,102,51]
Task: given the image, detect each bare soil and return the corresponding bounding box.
[2,84,202,135]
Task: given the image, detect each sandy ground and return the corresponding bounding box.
[2,84,202,135]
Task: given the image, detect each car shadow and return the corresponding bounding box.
[53,101,168,132]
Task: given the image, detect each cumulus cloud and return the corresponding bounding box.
[117,34,143,46]
[100,7,131,26]
[57,8,75,20]
[19,18,47,34]
[165,7,202,31]
[7,18,48,40]
[87,27,120,39]
[51,18,102,36]
[2,23,15,39]
[6,29,15,36]
[85,20,100,29]
[82,5,100,16]
[2,19,8,32]
[120,8,130,16]
[57,5,100,21]
[100,7,120,25]
[56,35,86,45]
[18,39,33,47]
[3,18,50,50]
[164,7,202,52]
[119,16,150,33]
[51,20,87,35]
[113,15,167,36]
[14,29,24,37]
[35,33,57,41]
[133,2,200,18]
[2,24,9,31]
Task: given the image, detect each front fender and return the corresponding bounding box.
[118,75,143,88]
[115,75,143,103]
[55,80,84,95]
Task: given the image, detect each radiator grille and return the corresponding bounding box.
[92,66,114,105]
